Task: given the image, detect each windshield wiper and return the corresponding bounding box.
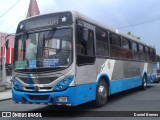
[45,26,57,41]
[37,26,57,67]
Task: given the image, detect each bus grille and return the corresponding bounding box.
[28,95,49,101]
[19,77,58,84]
[25,87,52,90]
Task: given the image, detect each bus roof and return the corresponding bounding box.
[71,11,155,49]
[18,10,155,49]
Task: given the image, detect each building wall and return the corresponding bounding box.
[0,32,15,64]
[0,32,15,48]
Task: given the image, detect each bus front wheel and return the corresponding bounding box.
[94,79,108,107]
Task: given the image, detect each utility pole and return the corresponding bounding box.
[2,46,6,84]
[0,36,6,91]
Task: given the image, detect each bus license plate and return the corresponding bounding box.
[58,97,68,102]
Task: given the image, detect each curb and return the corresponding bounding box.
[0,98,12,102]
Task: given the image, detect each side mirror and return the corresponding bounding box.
[82,28,88,42]
[56,39,60,49]
[6,39,9,50]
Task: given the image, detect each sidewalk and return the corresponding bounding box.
[0,76,12,102]
[0,88,12,101]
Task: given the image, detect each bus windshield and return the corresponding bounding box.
[14,28,72,71]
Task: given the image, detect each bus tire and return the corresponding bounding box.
[94,79,108,107]
[141,75,147,90]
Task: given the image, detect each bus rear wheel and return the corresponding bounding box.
[94,79,108,107]
[141,75,147,90]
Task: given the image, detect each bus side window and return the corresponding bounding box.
[132,42,140,61]
[87,30,94,56]
[110,33,122,58]
[76,25,94,56]
[76,25,84,55]
[150,48,156,62]
[121,38,132,59]
[139,44,146,61]
[96,27,109,57]
[145,47,150,61]
[76,24,95,65]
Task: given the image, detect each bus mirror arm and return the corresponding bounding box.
[82,28,88,42]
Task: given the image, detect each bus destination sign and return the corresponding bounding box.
[17,12,73,32]
[26,17,59,30]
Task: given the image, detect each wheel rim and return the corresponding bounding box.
[98,84,107,101]
[144,77,147,87]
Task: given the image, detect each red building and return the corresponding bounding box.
[0,32,15,74]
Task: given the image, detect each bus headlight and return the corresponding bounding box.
[12,79,23,91]
[63,80,67,85]
[54,76,74,91]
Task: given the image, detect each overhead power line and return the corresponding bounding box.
[5,13,26,32]
[118,17,160,29]
[5,0,41,33]
[0,0,21,18]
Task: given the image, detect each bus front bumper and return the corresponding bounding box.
[12,87,76,106]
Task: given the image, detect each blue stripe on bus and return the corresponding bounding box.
[110,77,142,94]
[12,75,155,106]
[12,87,76,105]
[12,83,97,106]
[74,83,96,105]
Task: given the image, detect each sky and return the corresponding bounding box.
[0,0,160,54]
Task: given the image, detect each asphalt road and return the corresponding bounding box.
[0,83,160,120]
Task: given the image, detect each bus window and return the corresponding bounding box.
[150,48,156,62]
[76,24,95,65]
[132,42,140,61]
[77,28,94,56]
[96,28,109,57]
[145,47,150,61]
[87,30,94,56]
[110,33,122,58]
[121,38,132,59]
[139,44,146,61]
[153,49,156,62]
[15,35,24,61]
[76,25,87,55]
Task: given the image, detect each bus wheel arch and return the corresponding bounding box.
[94,76,110,107]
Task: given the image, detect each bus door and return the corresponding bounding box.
[75,21,96,85]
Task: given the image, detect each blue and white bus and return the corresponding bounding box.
[12,11,157,107]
